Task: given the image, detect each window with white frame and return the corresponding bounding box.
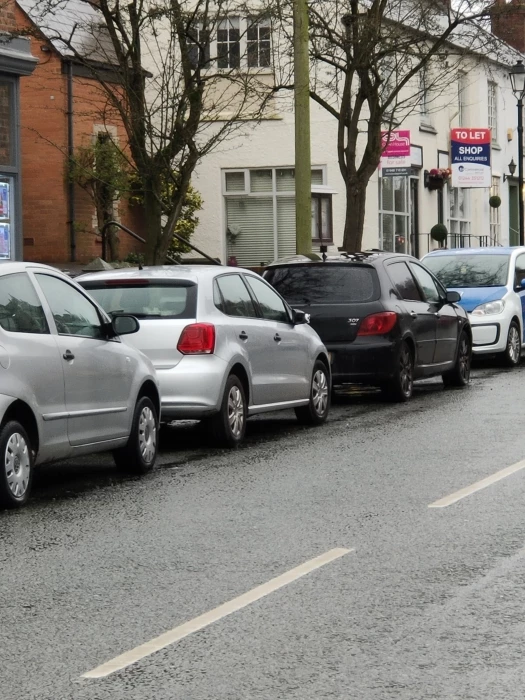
[223,168,329,266]
[247,18,271,68]
[458,72,467,127]
[187,24,211,69]
[488,81,498,144]
[490,176,501,243]
[379,176,409,254]
[188,17,271,71]
[419,70,431,126]
[217,17,240,69]
[448,186,471,244]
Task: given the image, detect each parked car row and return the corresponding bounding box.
[0,263,329,509]
[1,246,519,509]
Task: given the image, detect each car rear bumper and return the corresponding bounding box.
[328,339,397,384]
[156,355,228,419]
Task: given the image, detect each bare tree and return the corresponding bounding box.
[24,0,274,263]
[272,0,517,252]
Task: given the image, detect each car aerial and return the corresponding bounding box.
[263,252,472,401]
[0,262,160,509]
[77,265,331,447]
[422,247,525,367]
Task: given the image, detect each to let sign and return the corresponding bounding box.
[450,128,491,188]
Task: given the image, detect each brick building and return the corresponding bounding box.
[6,0,144,264]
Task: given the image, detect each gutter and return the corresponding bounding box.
[66,59,76,262]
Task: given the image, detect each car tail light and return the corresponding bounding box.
[357,312,397,336]
[177,323,216,354]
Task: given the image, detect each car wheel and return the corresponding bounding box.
[207,374,247,447]
[381,341,414,402]
[500,321,521,367]
[113,397,158,474]
[295,360,330,425]
[443,330,472,387]
[0,421,33,509]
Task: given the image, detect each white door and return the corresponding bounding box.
[34,273,137,447]
[244,274,310,403]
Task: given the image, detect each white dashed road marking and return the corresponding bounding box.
[429,459,525,508]
[82,547,353,679]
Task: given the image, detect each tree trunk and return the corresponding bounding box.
[342,180,367,252]
[143,190,163,265]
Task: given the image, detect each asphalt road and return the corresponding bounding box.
[3,363,525,700]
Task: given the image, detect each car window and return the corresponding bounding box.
[424,253,509,288]
[515,254,525,289]
[409,263,441,303]
[0,272,49,334]
[36,274,103,338]
[386,262,422,301]
[264,265,380,304]
[245,275,290,323]
[80,281,197,319]
[215,274,257,318]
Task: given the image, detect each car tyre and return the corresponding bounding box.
[443,330,472,387]
[207,374,247,447]
[113,396,158,474]
[0,421,33,509]
[381,341,414,402]
[295,360,331,425]
[499,321,521,367]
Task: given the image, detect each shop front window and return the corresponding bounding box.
[379,176,409,253]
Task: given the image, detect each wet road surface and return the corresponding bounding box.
[3,364,525,699]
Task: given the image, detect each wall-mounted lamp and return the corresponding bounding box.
[504,158,517,182]
[40,45,51,53]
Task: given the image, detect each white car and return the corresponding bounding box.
[423,247,525,366]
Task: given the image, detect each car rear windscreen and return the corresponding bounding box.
[81,280,197,319]
[424,254,509,288]
[265,265,380,304]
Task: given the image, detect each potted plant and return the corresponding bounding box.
[489,195,501,208]
[425,168,452,191]
[430,223,448,247]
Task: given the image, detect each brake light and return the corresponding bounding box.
[177,323,215,354]
[357,312,397,336]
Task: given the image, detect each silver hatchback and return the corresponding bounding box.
[0,263,160,509]
[78,266,331,446]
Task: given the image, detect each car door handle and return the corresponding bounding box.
[63,350,75,361]
[274,334,282,342]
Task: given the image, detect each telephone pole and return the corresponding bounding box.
[294,0,312,255]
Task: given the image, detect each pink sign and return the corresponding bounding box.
[381,130,410,157]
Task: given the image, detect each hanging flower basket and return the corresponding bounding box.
[489,195,501,208]
[425,168,452,191]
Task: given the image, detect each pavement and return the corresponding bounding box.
[3,363,525,699]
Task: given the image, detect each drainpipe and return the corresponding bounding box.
[66,60,76,261]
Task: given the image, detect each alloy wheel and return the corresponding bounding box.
[5,432,30,500]
[508,325,521,364]
[399,346,413,397]
[459,336,471,382]
[312,369,329,417]
[138,406,157,464]
[228,386,244,438]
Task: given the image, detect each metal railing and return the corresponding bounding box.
[98,221,222,266]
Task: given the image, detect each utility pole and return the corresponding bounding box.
[293,0,312,255]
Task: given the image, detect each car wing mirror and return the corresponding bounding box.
[111,314,140,336]
[445,290,461,304]
[292,308,310,325]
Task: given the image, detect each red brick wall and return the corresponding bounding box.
[15,4,144,264]
[491,0,525,53]
[0,0,18,31]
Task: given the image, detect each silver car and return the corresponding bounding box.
[0,263,160,509]
[78,266,331,446]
